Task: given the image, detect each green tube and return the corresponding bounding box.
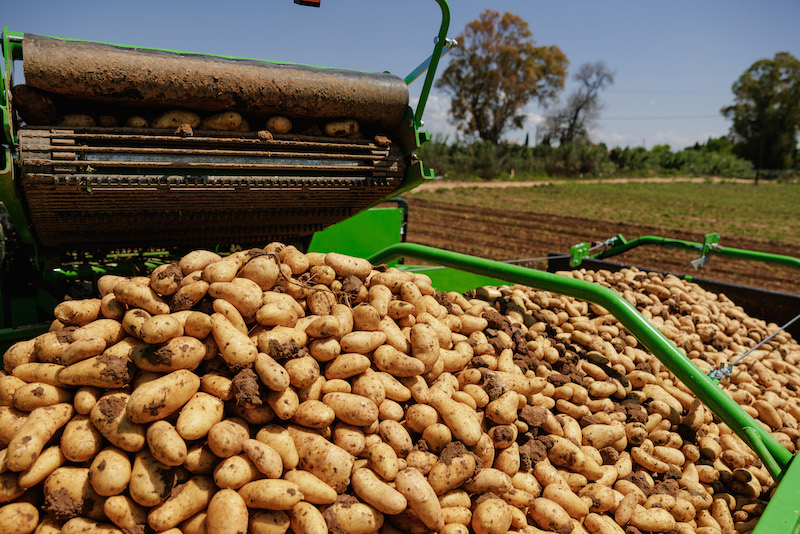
[414,0,450,127]
[369,242,793,479]
[594,236,800,270]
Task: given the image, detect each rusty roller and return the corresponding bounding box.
[22,34,410,129]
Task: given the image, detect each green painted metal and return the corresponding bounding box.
[590,234,800,270]
[401,266,504,293]
[569,242,591,268]
[753,455,800,534]
[368,242,794,480]
[308,207,403,259]
[414,0,451,128]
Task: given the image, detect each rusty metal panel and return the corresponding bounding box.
[23,34,409,129]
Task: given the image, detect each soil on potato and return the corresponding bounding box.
[405,197,800,294]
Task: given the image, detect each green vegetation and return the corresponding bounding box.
[410,181,800,245]
[418,137,759,180]
[722,52,800,176]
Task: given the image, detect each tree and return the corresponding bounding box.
[722,52,800,179]
[542,61,614,145]
[436,10,568,144]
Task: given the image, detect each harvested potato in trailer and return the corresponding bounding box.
[0,243,797,534]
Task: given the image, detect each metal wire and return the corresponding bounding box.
[730,312,800,367]
[708,311,800,380]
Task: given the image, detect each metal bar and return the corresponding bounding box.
[592,235,800,270]
[368,243,794,480]
[26,130,388,150]
[26,159,394,173]
[414,0,451,127]
[404,37,457,85]
[53,146,396,162]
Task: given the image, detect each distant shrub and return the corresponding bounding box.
[419,136,755,180]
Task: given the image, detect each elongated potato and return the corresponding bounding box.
[147,420,188,466]
[395,467,444,531]
[287,425,353,493]
[6,403,73,471]
[148,476,215,531]
[351,467,407,514]
[238,479,304,510]
[127,369,200,423]
[18,445,66,489]
[176,391,225,441]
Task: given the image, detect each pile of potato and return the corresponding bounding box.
[0,246,795,534]
[13,83,362,139]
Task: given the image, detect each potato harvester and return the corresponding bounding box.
[1,1,799,531]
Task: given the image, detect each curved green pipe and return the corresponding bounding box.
[369,242,793,480]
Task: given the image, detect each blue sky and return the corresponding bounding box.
[4,0,799,148]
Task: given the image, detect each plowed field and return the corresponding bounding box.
[405,195,800,294]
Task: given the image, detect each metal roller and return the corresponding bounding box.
[22,34,410,129]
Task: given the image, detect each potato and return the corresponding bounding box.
[322,392,379,427]
[104,495,149,531]
[208,418,250,458]
[43,467,105,521]
[6,403,73,471]
[89,447,132,496]
[212,313,258,366]
[54,298,102,326]
[239,479,304,510]
[58,353,134,389]
[148,476,215,531]
[127,369,200,423]
[61,518,124,534]
[206,488,250,534]
[114,280,169,315]
[147,420,188,466]
[290,502,327,534]
[152,109,201,129]
[58,114,97,127]
[266,116,292,134]
[284,469,337,505]
[322,497,383,534]
[60,414,104,463]
[324,119,359,137]
[18,445,65,489]
[130,336,205,372]
[351,467,407,514]
[395,467,444,531]
[287,425,353,493]
[201,111,243,131]
[89,393,146,452]
[0,502,39,534]
[214,454,261,489]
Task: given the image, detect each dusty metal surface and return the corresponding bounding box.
[23,34,409,129]
[18,127,405,249]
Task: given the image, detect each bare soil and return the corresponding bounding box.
[405,196,800,294]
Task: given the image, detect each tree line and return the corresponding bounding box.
[419,136,756,180]
[432,10,800,178]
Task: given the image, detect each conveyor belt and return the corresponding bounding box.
[18,127,404,250]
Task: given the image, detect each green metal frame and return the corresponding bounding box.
[577,233,800,272]
[369,243,794,481]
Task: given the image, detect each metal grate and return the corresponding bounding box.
[19,127,405,250]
